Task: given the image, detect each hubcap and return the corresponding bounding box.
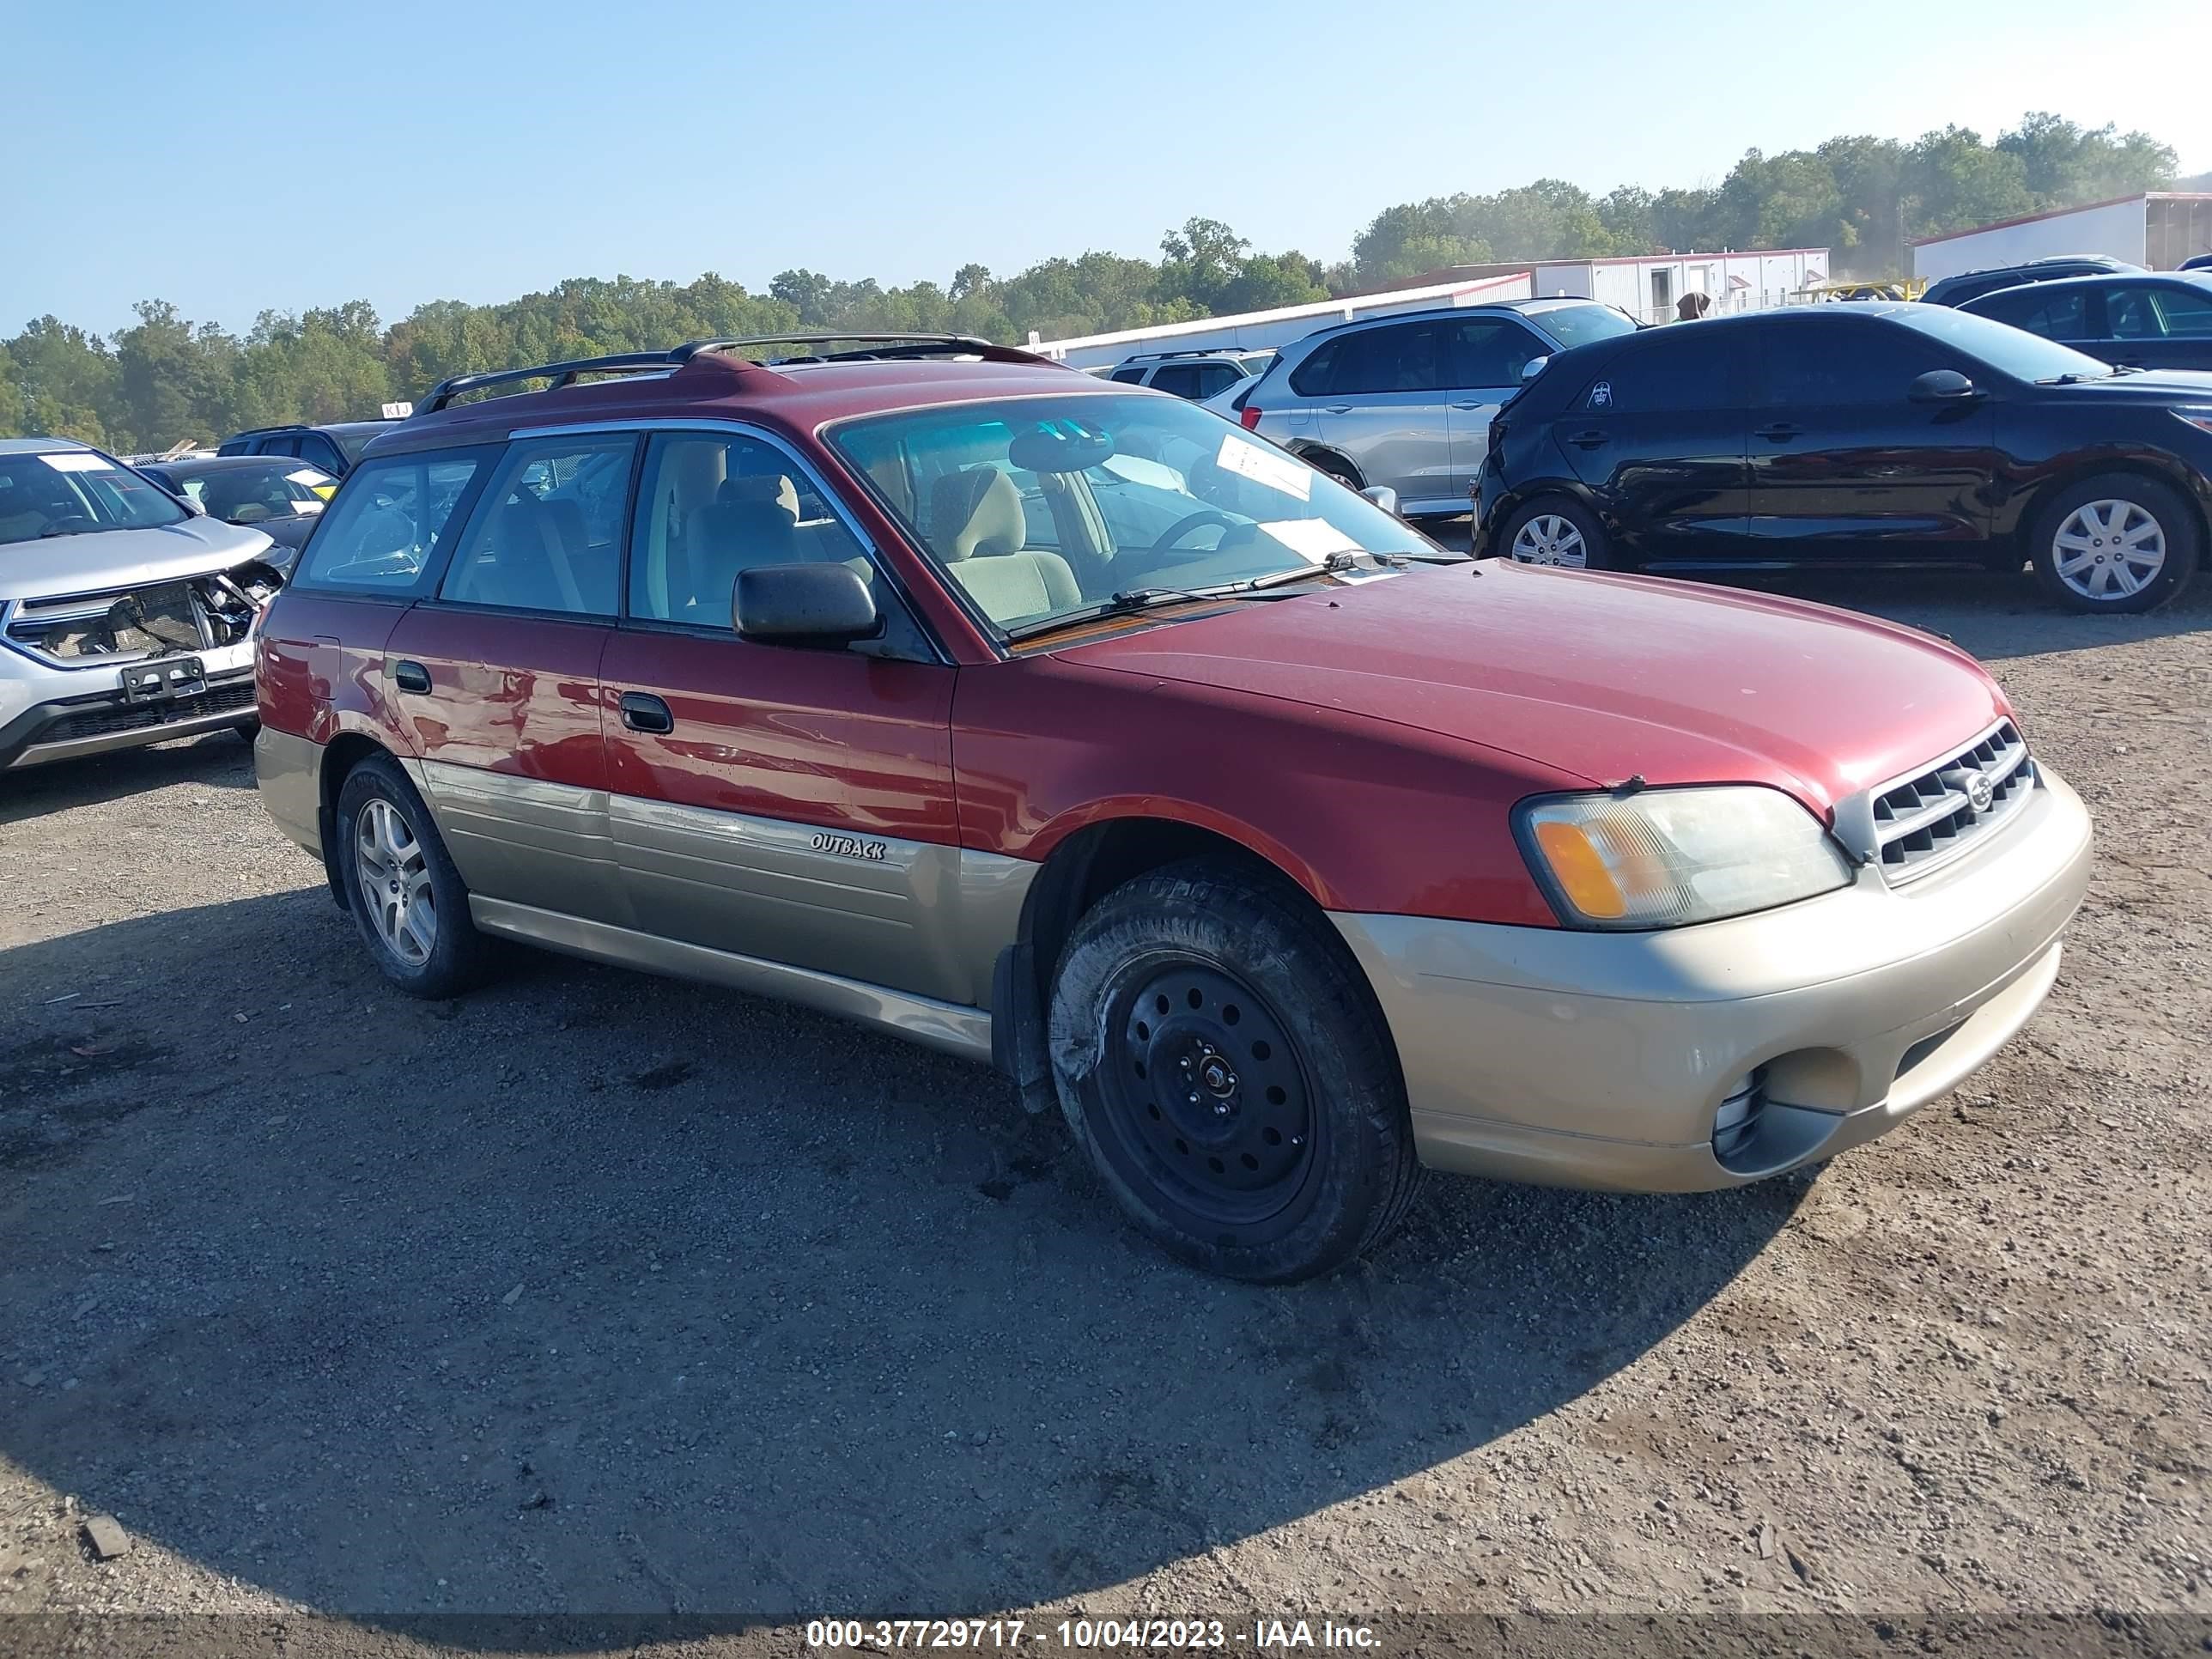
[1510,514,1588,568]
[1103,963,1315,1225]
[2052,499,2165,599]
[354,797,436,967]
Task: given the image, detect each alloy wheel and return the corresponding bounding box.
[2052,498,2166,600]
[354,797,436,967]
[1510,514,1589,568]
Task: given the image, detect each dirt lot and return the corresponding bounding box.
[1,566,2208,1653]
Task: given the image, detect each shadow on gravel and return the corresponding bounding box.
[0,729,256,826]
[0,893,1801,1637]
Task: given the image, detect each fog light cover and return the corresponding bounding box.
[1713,1070,1765,1158]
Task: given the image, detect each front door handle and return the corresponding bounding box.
[619,692,674,735]
[1321,404,1352,415]
[1568,429,1609,449]
[1449,401,1486,411]
[1755,422,1803,443]
[391,659,431,694]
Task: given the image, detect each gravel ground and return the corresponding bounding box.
[1,564,2207,1655]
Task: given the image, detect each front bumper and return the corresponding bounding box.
[0,661,258,770]
[1333,764,2093,1192]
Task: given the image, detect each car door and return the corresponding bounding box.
[381,431,635,925]
[1747,317,1999,563]
[1551,325,1753,565]
[1306,319,1455,507]
[2105,283,2212,373]
[598,428,976,1006]
[1439,315,1553,501]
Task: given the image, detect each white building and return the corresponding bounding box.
[1026,271,1534,371]
[1026,247,1832,369]
[1912,193,2212,281]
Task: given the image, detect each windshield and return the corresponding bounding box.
[1887,304,2116,383]
[1534,303,1640,350]
[0,450,189,546]
[163,460,335,522]
[829,393,1437,636]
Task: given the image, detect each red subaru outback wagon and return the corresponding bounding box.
[255,333,2094,1281]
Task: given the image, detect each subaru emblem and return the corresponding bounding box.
[1966,771,1995,812]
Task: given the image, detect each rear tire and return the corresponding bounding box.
[335,753,491,999]
[1498,495,1611,570]
[2028,472,2197,613]
[1047,859,1422,1283]
[1299,449,1363,491]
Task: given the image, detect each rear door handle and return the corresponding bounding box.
[1321,404,1352,415]
[391,659,430,694]
[1568,429,1609,449]
[1449,401,1486,410]
[619,692,674,735]
[1755,422,1803,443]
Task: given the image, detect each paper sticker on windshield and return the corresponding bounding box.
[1101,453,1187,491]
[286,468,331,486]
[292,499,326,514]
[37,452,109,473]
[1216,434,1312,501]
[1261,519,1361,564]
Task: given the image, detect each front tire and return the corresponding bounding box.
[1499,495,1610,569]
[335,753,490,999]
[1047,860,1421,1283]
[2029,472,2198,613]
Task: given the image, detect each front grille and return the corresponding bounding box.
[1869,720,2033,881]
[34,679,257,746]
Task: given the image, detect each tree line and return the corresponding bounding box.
[2,113,2186,453]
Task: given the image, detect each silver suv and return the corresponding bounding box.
[1,439,285,772]
[1107,349,1274,401]
[1237,300,1638,516]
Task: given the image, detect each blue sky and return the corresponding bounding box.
[10,0,2209,336]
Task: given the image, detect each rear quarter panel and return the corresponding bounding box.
[254,589,413,751]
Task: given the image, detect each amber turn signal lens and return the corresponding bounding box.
[1531,819,1628,920]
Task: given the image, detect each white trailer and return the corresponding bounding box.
[1912,193,2212,281]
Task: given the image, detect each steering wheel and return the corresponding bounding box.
[39,515,98,538]
[1149,509,1240,554]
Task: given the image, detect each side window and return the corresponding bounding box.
[1316,322,1445,395]
[295,434,346,474]
[2106,289,2160,339]
[439,435,635,616]
[1148,363,1206,399]
[2153,285,2212,337]
[1109,367,1148,385]
[1983,288,2086,338]
[258,434,299,459]
[1448,319,1548,389]
[1192,362,1241,397]
[1593,332,1741,411]
[1287,338,1340,397]
[627,432,871,627]
[293,451,489,593]
[1758,323,1943,406]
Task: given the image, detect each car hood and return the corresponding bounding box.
[2051,368,2212,401]
[1051,562,2008,816]
[0,515,279,602]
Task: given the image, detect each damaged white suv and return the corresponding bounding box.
[1,438,286,773]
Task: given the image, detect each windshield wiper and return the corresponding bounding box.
[1004,580,1310,642]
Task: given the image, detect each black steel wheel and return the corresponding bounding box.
[1048,859,1421,1282]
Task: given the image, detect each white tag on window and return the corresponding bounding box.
[286,468,330,487]
[37,452,108,473]
[1215,434,1312,501]
[1260,519,1360,563]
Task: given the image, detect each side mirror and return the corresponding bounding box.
[1909,368,1979,404]
[1359,484,1400,516]
[734,562,882,646]
[1521,356,1550,383]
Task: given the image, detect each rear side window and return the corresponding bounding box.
[1584,331,1742,411]
[291,452,489,592]
[1446,319,1548,388]
[1757,322,1945,407]
[1292,322,1443,395]
[1109,367,1148,385]
[295,433,346,474]
[1977,287,2087,338]
[439,435,636,616]
[1148,363,1207,398]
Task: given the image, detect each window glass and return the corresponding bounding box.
[2152,284,2212,337]
[830,393,1431,635]
[1532,304,1639,350]
[2106,289,2160,340]
[628,432,872,627]
[258,434,300,458]
[1591,331,1740,411]
[438,436,634,615]
[1885,303,2112,383]
[1148,363,1207,399]
[336,427,387,464]
[1447,319,1549,388]
[1316,322,1445,394]
[295,434,346,473]
[1758,321,1945,405]
[1193,363,1241,396]
[173,460,332,525]
[1109,367,1148,385]
[1978,288,2087,338]
[294,451,488,591]
[0,449,187,546]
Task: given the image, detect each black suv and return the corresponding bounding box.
[217,420,401,477]
[1475,302,2212,613]
[1919,254,2142,309]
[1960,271,2212,374]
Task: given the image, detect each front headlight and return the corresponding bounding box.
[1516,785,1853,930]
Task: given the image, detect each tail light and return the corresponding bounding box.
[1240,404,1263,432]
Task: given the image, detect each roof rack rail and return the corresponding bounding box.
[1118,347,1266,363]
[414,332,1060,416]
[672,331,1049,366]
